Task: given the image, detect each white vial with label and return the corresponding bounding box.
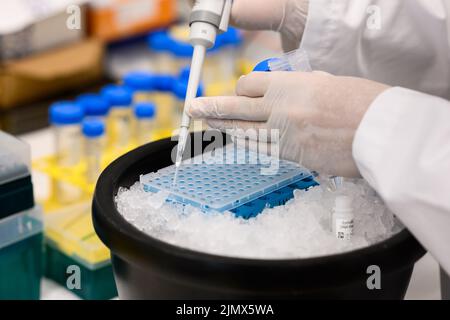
[332,196,354,241]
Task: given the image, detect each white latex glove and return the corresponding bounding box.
[187,72,389,178]
[189,0,309,51]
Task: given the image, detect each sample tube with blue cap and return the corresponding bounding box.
[171,41,195,72]
[148,31,178,74]
[49,101,84,203]
[123,71,155,103]
[124,71,176,134]
[253,49,312,73]
[151,74,176,133]
[101,85,133,151]
[167,25,196,71]
[50,102,84,167]
[77,93,109,154]
[148,27,193,75]
[76,93,110,121]
[134,102,156,146]
[82,119,105,184]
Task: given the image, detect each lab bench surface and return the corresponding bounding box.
[20,128,441,300]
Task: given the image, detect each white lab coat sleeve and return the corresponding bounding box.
[300,0,450,100]
[353,87,450,274]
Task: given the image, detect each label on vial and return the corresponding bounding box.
[335,218,354,240]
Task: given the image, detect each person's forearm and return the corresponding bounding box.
[301,0,450,100]
[353,87,450,274]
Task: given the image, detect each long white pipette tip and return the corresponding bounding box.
[175,126,189,168]
[174,44,206,169]
[175,145,184,168]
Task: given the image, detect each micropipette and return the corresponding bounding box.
[175,0,233,167]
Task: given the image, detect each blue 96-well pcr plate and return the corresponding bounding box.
[140,145,314,214]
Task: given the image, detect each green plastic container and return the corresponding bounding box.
[45,244,117,300]
[0,207,43,300]
[44,203,117,300]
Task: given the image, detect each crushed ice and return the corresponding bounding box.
[115,179,403,259]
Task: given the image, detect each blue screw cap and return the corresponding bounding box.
[253,59,273,72]
[82,119,105,138]
[148,30,193,57]
[171,41,194,58]
[101,85,133,107]
[178,66,191,82]
[134,102,156,119]
[154,74,175,92]
[149,27,242,57]
[209,27,243,53]
[123,72,156,91]
[77,94,110,117]
[173,79,204,100]
[223,27,243,47]
[49,102,84,125]
[147,30,171,51]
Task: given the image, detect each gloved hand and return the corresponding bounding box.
[189,0,309,51]
[187,71,390,178]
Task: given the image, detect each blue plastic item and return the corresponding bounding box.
[123,72,155,91]
[140,145,316,217]
[101,85,133,107]
[147,30,170,51]
[211,27,243,53]
[173,70,204,100]
[230,179,318,219]
[148,30,193,57]
[171,41,194,58]
[148,27,242,57]
[178,66,191,82]
[77,94,110,117]
[253,59,272,72]
[252,49,312,73]
[134,103,156,119]
[154,74,175,92]
[222,27,243,47]
[49,102,84,125]
[82,119,105,138]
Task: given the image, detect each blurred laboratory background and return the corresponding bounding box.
[0,0,441,300]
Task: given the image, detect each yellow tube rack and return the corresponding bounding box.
[44,202,109,268]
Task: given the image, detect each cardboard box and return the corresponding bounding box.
[0,39,104,109]
[88,0,176,42]
[0,0,88,61]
